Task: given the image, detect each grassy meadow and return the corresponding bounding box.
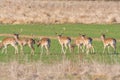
[0,24,120,64]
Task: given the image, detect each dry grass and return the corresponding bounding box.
[0,0,120,24]
[0,59,120,80]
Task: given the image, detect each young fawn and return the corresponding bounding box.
[101,34,116,53]
[0,37,18,54]
[13,34,35,55]
[36,38,51,55]
[56,33,71,54]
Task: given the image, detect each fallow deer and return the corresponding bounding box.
[101,34,116,53]
[13,34,35,55]
[36,38,51,55]
[74,35,85,53]
[81,35,94,54]
[56,33,71,54]
[0,37,18,54]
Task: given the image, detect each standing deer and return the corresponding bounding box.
[74,35,85,53]
[81,35,94,54]
[101,34,116,53]
[56,33,71,54]
[36,38,51,55]
[13,34,35,55]
[0,37,18,54]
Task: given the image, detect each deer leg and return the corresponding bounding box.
[86,45,89,54]
[41,45,43,55]
[65,44,68,49]
[79,45,85,52]
[4,45,7,54]
[12,44,18,54]
[2,45,7,54]
[16,46,18,54]
[114,45,116,54]
[29,44,34,55]
[20,45,24,54]
[61,44,65,54]
[48,44,50,54]
[103,45,107,53]
[65,44,68,53]
[91,45,95,53]
[77,44,80,53]
[2,46,6,54]
[111,44,116,54]
[45,45,49,55]
[88,44,94,53]
[82,44,86,53]
[68,44,71,53]
[108,46,110,53]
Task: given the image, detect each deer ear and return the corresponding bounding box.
[13,32,17,35]
[81,34,85,37]
[103,34,105,36]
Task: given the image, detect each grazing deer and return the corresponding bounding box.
[36,38,51,55]
[101,34,116,53]
[56,33,71,54]
[0,37,18,54]
[13,34,35,55]
[81,35,94,54]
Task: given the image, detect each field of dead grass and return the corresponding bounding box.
[0,0,120,24]
[0,60,120,80]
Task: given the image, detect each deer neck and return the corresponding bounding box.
[0,42,3,48]
[14,36,20,42]
[58,36,63,42]
[101,37,105,43]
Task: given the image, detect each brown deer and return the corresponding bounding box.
[81,35,94,54]
[13,34,35,55]
[0,37,18,54]
[36,38,51,55]
[75,35,85,53]
[56,33,71,54]
[101,34,116,53]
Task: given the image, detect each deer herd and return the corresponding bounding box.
[0,33,117,55]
